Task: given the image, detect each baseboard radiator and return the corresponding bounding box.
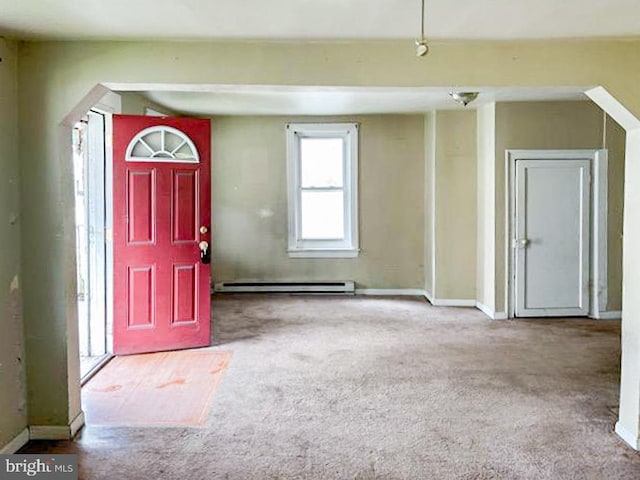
[214,281,355,294]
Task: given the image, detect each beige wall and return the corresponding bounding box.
[605,115,625,311]
[12,38,640,430]
[0,38,27,448]
[120,91,176,116]
[476,103,496,311]
[491,101,625,313]
[211,115,425,289]
[433,110,477,300]
[424,112,435,294]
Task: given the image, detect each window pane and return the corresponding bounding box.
[300,138,343,188]
[300,191,344,239]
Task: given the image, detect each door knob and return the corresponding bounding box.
[514,238,530,249]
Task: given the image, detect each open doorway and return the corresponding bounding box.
[79,110,218,428]
[73,109,112,380]
[68,90,218,428]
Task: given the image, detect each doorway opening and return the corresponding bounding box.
[505,149,609,319]
[73,109,112,380]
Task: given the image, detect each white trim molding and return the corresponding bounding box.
[592,310,622,320]
[433,299,477,307]
[424,290,435,304]
[286,122,359,257]
[615,422,640,450]
[424,291,476,307]
[476,302,508,320]
[29,411,85,441]
[287,249,359,258]
[432,299,476,307]
[0,428,30,454]
[69,411,85,438]
[427,291,508,317]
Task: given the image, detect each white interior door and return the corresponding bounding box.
[514,159,591,317]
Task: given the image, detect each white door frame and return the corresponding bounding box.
[86,91,120,362]
[505,149,608,319]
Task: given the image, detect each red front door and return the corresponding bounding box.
[112,115,211,355]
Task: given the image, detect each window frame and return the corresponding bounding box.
[286,122,359,258]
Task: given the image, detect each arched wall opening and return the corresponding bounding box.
[14,39,640,452]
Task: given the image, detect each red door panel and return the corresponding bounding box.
[172,170,198,243]
[113,115,211,355]
[173,263,198,323]
[127,170,155,244]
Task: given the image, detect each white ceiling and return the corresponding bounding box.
[133,86,589,116]
[1,0,639,40]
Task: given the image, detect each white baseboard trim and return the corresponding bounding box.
[475,302,493,318]
[356,289,425,296]
[424,290,434,304]
[29,411,85,441]
[0,428,29,454]
[69,411,85,438]
[424,290,478,308]
[427,297,477,307]
[615,422,639,450]
[476,302,509,320]
[592,310,622,320]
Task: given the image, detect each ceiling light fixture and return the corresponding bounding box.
[415,0,429,57]
[449,92,479,106]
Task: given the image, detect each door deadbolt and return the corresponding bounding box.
[199,240,211,264]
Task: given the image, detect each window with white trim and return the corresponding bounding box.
[286,123,359,257]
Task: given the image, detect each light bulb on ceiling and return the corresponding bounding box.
[449,92,479,107]
[416,0,429,57]
[416,40,429,57]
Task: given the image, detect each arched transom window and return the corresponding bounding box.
[125,126,199,163]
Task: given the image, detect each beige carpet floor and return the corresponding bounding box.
[21,294,640,479]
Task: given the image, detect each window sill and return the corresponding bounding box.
[287,249,360,258]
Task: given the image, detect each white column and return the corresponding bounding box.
[586,87,640,450]
[616,128,640,450]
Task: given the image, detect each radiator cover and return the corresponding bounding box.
[214,281,355,294]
